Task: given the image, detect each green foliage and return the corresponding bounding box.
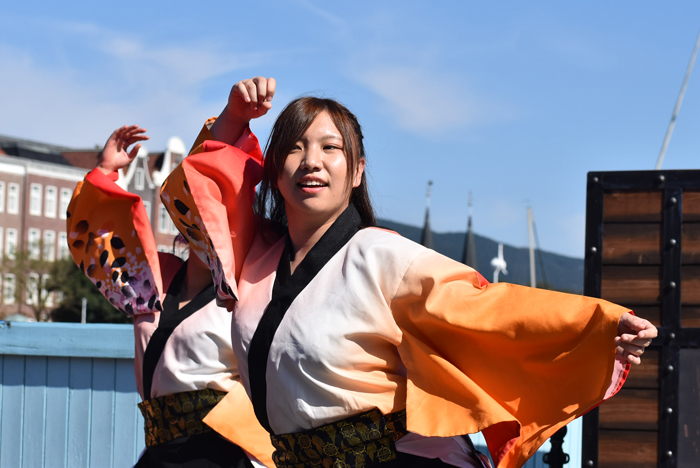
[3,246,54,321]
[47,258,131,324]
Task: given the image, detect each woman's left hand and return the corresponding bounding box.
[615,312,657,365]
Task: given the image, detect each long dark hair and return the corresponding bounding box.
[256,97,375,232]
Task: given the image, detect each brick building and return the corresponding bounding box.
[0,134,186,319]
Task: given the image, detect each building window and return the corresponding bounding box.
[158,205,169,233]
[4,274,15,304]
[45,186,57,218]
[43,230,56,261]
[42,274,53,307]
[5,228,18,259]
[30,183,42,216]
[58,232,69,260]
[171,154,182,172]
[27,273,39,306]
[0,181,5,213]
[170,218,179,235]
[28,228,41,260]
[143,200,152,221]
[60,188,72,220]
[0,228,4,260]
[134,167,145,190]
[157,244,171,253]
[7,183,19,214]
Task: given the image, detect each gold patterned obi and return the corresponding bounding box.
[138,389,226,446]
[270,408,408,468]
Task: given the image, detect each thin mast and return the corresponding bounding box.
[420,181,434,248]
[527,207,536,288]
[462,192,478,269]
[656,28,700,170]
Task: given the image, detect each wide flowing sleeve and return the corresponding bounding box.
[160,123,263,306]
[66,169,166,316]
[391,249,630,468]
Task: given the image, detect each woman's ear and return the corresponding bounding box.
[352,158,366,188]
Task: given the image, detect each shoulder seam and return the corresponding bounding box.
[387,245,428,309]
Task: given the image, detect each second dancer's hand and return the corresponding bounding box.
[211,76,276,145]
[226,76,276,121]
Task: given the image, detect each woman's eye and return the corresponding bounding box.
[324,145,342,151]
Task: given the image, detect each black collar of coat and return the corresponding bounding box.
[248,202,362,433]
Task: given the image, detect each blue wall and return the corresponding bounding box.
[0,321,145,468]
[0,321,582,468]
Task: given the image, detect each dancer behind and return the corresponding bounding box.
[162,76,657,468]
[66,125,273,467]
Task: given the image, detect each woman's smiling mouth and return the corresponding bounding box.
[297,177,328,192]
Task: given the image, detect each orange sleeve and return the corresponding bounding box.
[391,250,630,468]
[66,169,164,316]
[160,124,263,305]
[163,123,272,463]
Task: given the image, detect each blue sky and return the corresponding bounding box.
[2,1,700,258]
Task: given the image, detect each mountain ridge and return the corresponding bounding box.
[378,218,584,294]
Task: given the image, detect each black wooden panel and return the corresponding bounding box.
[584,170,700,468]
[678,349,700,467]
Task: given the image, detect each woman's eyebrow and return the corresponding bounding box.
[318,134,342,141]
[297,134,342,143]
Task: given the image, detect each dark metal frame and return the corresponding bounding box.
[583,170,700,468]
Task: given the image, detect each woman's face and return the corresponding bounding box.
[277,111,364,228]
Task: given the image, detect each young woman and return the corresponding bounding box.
[67,125,273,467]
[161,76,657,468]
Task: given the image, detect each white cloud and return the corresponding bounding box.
[0,21,269,150]
[352,66,477,134]
[96,36,267,88]
[292,0,347,31]
[0,44,202,149]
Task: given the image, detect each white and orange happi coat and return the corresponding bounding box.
[159,122,631,468]
[72,119,630,468]
[65,127,274,467]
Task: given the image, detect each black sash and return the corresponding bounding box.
[142,260,216,400]
[247,204,362,433]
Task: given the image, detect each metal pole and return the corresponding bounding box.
[81,297,87,324]
[656,28,700,170]
[543,426,570,468]
[527,207,536,288]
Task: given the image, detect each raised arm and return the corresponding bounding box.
[160,76,277,309]
[67,125,171,317]
[210,76,276,145]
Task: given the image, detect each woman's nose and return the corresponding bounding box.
[300,146,322,170]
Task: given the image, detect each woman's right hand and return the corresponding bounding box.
[224,76,277,123]
[211,76,276,145]
[97,125,149,175]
